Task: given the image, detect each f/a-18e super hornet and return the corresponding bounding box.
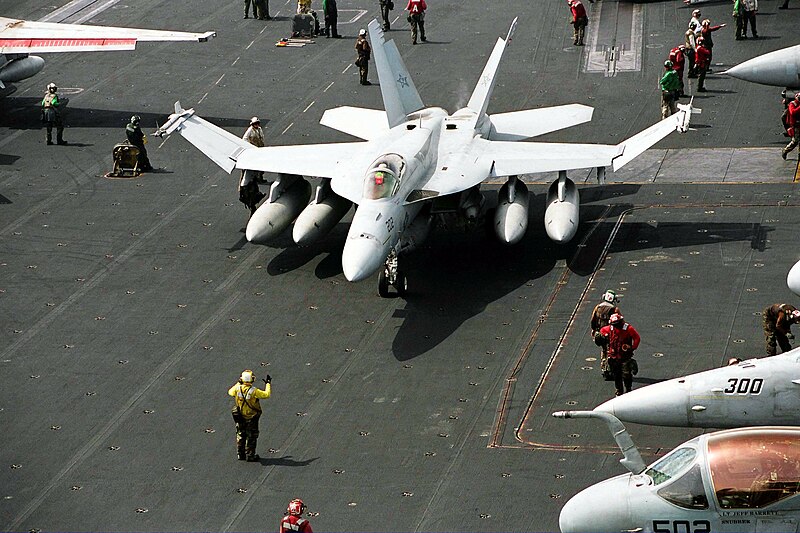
[554,411,800,533]
[156,18,697,297]
[0,16,214,96]
[594,349,800,428]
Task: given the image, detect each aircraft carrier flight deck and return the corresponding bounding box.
[1,0,800,531]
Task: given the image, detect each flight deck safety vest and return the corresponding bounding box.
[231,383,263,419]
[281,515,312,533]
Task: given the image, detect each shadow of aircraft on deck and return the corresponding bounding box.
[252,184,772,361]
[0,98,254,131]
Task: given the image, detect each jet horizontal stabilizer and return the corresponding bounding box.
[320,106,390,140]
[488,104,594,141]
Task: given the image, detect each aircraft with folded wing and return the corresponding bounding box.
[156,18,698,297]
[0,16,215,95]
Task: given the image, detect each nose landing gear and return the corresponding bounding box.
[378,249,407,298]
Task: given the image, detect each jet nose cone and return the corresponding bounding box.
[342,235,384,282]
[788,259,800,297]
[722,62,760,84]
[560,477,632,533]
[595,380,689,426]
[722,48,791,87]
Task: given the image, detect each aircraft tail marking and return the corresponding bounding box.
[466,17,518,119]
[367,19,424,128]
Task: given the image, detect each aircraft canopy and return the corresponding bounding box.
[708,429,800,509]
[363,154,404,200]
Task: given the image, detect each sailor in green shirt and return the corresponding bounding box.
[659,60,680,119]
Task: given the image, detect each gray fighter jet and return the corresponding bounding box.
[723,44,800,89]
[594,349,800,428]
[554,410,800,533]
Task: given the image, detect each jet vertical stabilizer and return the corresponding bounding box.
[367,19,424,128]
[466,17,518,119]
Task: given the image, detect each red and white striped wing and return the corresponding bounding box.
[0,17,214,54]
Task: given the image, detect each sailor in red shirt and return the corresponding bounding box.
[567,0,588,46]
[699,18,725,64]
[783,93,800,160]
[406,0,427,44]
[694,37,712,92]
[668,45,687,97]
[598,313,640,396]
[281,499,313,533]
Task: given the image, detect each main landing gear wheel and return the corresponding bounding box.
[395,271,407,296]
[378,269,390,298]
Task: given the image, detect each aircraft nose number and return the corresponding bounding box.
[722,378,764,395]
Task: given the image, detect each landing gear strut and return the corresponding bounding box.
[378,249,407,298]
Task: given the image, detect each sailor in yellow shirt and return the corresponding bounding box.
[228,370,271,462]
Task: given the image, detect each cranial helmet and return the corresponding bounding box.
[610,313,624,325]
[795,93,800,102]
[250,116,260,125]
[359,28,366,36]
[692,9,701,16]
[702,18,710,25]
[602,290,617,304]
[47,82,57,92]
[240,370,255,383]
[287,499,305,516]
[793,309,800,320]
[130,115,141,125]
[664,60,673,68]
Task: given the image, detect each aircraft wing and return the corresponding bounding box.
[236,143,371,203]
[485,141,622,178]
[157,101,375,204]
[487,101,698,177]
[0,16,215,53]
[156,102,250,174]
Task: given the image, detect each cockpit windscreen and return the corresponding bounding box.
[363,154,405,200]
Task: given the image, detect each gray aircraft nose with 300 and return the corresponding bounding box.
[595,349,800,428]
